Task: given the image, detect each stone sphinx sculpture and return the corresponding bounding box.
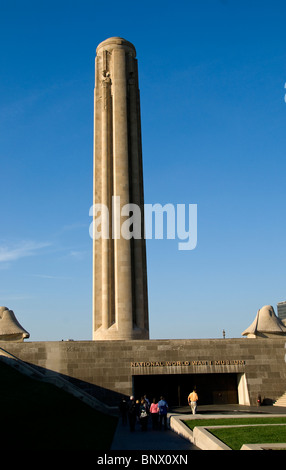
[242,305,286,338]
[0,306,30,342]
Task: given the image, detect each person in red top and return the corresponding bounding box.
[150,398,159,429]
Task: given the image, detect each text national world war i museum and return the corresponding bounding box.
[0,38,286,411]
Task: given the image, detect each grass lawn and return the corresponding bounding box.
[0,360,118,450]
[209,425,286,450]
[184,417,286,430]
[184,417,286,450]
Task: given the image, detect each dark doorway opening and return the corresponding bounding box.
[133,373,238,407]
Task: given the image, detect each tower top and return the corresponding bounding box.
[96,37,136,56]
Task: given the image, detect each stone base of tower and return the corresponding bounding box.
[93,323,149,341]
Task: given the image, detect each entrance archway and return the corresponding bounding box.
[133,373,239,407]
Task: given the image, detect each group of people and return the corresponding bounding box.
[119,388,199,432]
[120,395,169,432]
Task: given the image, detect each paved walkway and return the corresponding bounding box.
[111,404,286,451]
[111,416,199,451]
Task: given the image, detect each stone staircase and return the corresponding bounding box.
[273,392,286,407]
[0,346,119,416]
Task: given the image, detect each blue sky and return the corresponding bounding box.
[0,0,285,341]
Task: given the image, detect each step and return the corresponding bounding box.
[273,392,286,407]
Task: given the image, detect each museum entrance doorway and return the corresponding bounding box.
[133,373,239,407]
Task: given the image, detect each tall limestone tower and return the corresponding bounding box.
[92,37,149,340]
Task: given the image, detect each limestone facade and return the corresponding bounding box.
[92,37,148,341]
[2,338,285,407]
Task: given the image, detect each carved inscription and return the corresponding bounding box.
[131,360,245,367]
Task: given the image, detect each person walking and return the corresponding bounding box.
[143,394,150,408]
[119,396,128,425]
[188,389,199,415]
[158,396,168,430]
[149,398,159,430]
[139,398,149,431]
[127,396,137,431]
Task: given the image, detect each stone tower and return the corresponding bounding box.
[92,37,149,340]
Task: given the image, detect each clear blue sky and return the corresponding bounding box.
[0,0,285,341]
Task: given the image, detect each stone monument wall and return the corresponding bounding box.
[1,338,285,406]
